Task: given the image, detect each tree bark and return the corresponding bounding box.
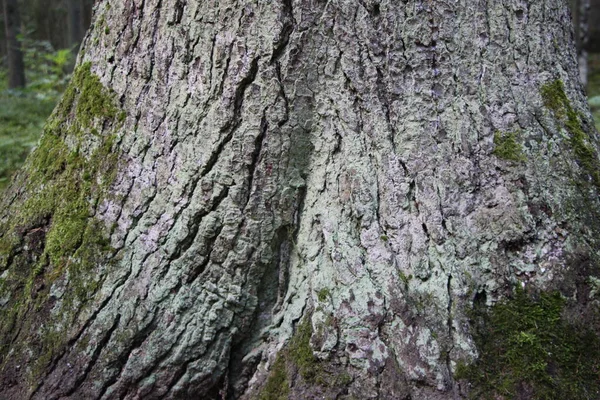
[0,1,599,399]
[2,0,25,88]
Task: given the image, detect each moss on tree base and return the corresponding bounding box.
[457,288,600,399]
[0,61,125,388]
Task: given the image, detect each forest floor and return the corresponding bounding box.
[1,59,600,194]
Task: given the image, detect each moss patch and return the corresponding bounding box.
[259,354,290,400]
[317,288,330,302]
[541,79,600,188]
[288,318,324,383]
[257,317,351,399]
[458,289,600,399]
[493,131,526,162]
[0,61,124,381]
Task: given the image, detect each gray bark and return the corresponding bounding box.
[0,1,599,399]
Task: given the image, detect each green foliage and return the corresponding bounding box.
[458,289,600,399]
[541,80,600,188]
[0,38,75,192]
[493,131,526,162]
[0,93,55,191]
[19,35,74,99]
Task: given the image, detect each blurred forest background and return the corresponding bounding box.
[0,0,598,193]
[0,0,93,191]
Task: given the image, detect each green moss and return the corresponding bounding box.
[399,271,412,288]
[458,289,600,399]
[541,80,600,188]
[0,61,124,378]
[493,131,526,162]
[259,354,289,400]
[72,62,119,127]
[288,317,321,382]
[317,288,331,302]
[257,316,352,399]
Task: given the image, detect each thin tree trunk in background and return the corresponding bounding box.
[67,0,83,50]
[589,0,600,53]
[570,0,591,85]
[2,0,25,88]
[0,13,6,64]
[81,0,93,35]
[0,1,599,399]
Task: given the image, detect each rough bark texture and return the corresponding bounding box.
[1,1,599,399]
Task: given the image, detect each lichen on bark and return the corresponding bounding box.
[1,0,600,399]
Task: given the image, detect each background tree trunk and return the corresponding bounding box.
[571,0,591,85]
[0,1,599,399]
[66,0,83,50]
[2,0,24,88]
[588,0,600,53]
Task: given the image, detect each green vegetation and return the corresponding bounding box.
[18,62,120,273]
[0,93,55,191]
[493,131,526,162]
[541,79,600,188]
[0,43,74,192]
[398,271,412,288]
[457,289,600,399]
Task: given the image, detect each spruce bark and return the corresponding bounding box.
[0,1,599,399]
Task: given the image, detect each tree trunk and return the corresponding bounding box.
[1,1,599,399]
[589,0,600,53]
[66,0,83,50]
[570,0,591,85]
[2,0,25,88]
